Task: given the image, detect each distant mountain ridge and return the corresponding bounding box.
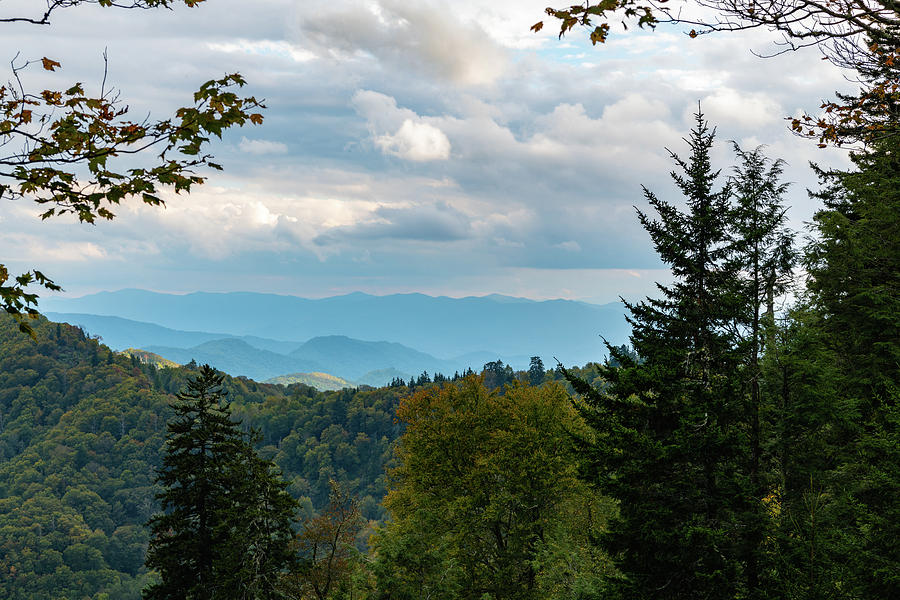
[43,312,300,354]
[42,290,629,366]
[142,338,325,382]
[45,313,518,386]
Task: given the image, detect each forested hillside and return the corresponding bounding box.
[3,123,897,600]
[0,315,404,599]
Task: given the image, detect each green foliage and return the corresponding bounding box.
[374,377,610,600]
[0,315,169,599]
[785,135,900,598]
[0,314,404,599]
[143,365,298,600]
[570,112,769,599]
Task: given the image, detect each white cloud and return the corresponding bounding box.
[208,39,316,63]
[239,137,289,155]
[297,0,509,85]
[353,90,451,161]
[0,234,107,263]
[699,88,783,129]
[375,119,451,161]
[351,90,414,132]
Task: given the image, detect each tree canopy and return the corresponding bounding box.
[143,365,298,600]
[374,377,610,600]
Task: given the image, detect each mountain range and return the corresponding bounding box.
[43,290,630,385]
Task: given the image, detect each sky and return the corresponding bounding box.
[1,0,855,304]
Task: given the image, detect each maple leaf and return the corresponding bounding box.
[41,57,61,71]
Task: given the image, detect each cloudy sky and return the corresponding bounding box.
[1,0,854,303]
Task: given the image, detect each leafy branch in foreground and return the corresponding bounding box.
[534,0,899,52]
[1,0,264,333]
[1,58,264,222]
[0,265,61,334]
[0,0,209,27]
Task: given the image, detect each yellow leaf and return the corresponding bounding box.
[41,90,62,104]
[41,57,61,71]
[249,113,264,125]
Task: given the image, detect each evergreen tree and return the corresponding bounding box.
[800,136,900,598]
[528,356,545,386]
[144,365,298,600]
[482,359,514,389]
[570,110,750,599]
[759,304,854,599]
[807,140,900,403]
[728,144,795,596]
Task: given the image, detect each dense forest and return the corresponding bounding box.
[0,311,604,598]
[1,0,898,598]
[0,314,403,599]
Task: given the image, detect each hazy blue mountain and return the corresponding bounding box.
[42,290,629,365]
[44,312,226,350]
[238,335,301,355]
[45,312,301,354]
[142,337,487,383]
[42,312,522,383]
[143,338,324,382]
[290,335,457,380]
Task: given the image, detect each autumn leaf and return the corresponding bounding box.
[249,113,264,125]
[531,21,544,32]
[41,57,61,71]
[41,90,63,104]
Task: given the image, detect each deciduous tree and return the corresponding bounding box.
[374,376,604,600]
[283,480,365,600]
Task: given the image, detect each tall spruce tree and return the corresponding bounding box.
[759,304,853,599]
[728,144,795,597]
[144,365,298,600]
[570,110,750,599]
[801,136,900,598]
